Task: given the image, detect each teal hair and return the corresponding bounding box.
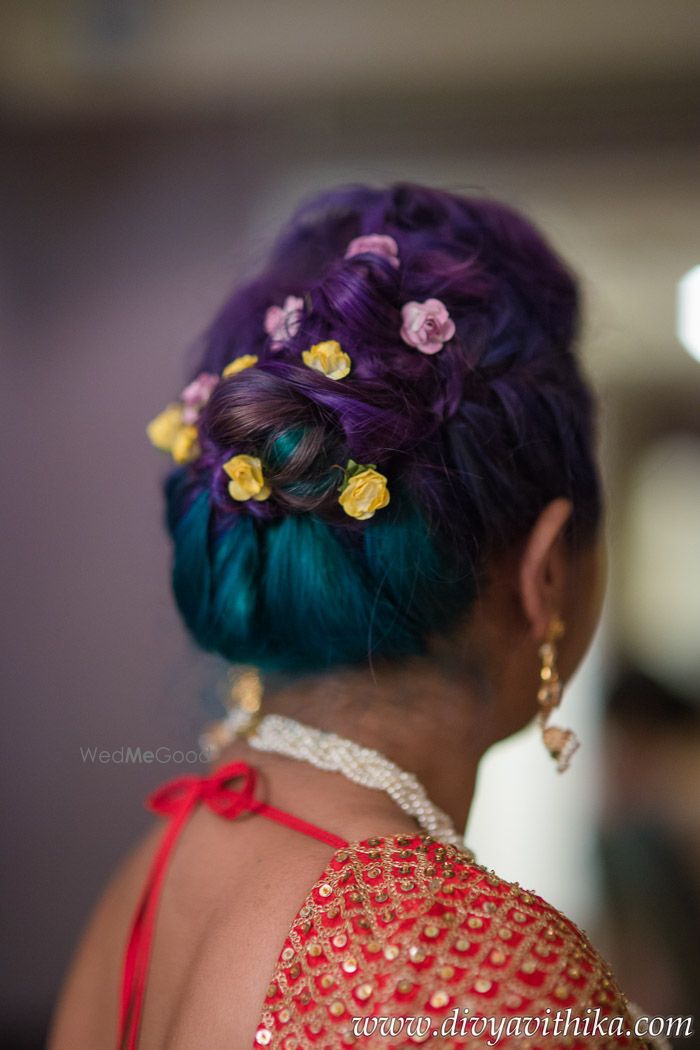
[167,473,474,673]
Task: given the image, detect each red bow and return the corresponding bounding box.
[148,761,259,821]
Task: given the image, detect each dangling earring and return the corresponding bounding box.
[537,615,579,773]
[199,666,263,760]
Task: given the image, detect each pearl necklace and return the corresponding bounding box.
[243,713,470,851]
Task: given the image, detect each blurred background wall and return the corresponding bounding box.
[2,2,699,1046]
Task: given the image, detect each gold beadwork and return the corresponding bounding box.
[256,833,641,1048]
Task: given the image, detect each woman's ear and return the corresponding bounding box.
[519,498,574,642]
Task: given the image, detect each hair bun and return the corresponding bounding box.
[201,365,349,518]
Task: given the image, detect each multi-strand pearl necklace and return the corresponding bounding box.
[242,713,469,851]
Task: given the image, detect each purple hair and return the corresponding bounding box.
[164,184,602,672]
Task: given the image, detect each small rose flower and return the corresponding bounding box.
[171,424,200,465]
[338,462,390,520]
[223,454,271,502]
[180,372,220,424]
[400,299,455,355]
[146,405,201,464]
[222,354,258,378]
[264,295,304,349]
[301,340,352,380]
[345,234,400,269]
[147,403,184,454]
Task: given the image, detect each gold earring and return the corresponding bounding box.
[199,666,263,760]
[537,616,579,773]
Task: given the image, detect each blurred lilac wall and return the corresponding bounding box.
[2,121,275,1034]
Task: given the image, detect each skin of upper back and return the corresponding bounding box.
[50,808,345,1049]
[49,747,424,1050]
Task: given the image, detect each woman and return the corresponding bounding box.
[50,184,660,1048]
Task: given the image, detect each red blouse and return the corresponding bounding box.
[117,761,656,1049]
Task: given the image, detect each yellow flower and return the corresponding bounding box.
[171,424,200,464]
[302,340,351,380]
[222,354,258,378]
[338,465,390,520]
[147,403,200,463]
[146,403,184,453]
[223,454,271,502]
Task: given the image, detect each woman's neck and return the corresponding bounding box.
[247,655,498,834]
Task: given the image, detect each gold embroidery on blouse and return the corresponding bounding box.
[255,835,650,1049]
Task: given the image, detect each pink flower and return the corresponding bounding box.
[345,234,400,268]
[264,295,304,349]
[180,371,220,423]
[400,299,455,355]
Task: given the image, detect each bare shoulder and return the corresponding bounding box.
[51,802,348,1050]
[257,833,653,1049]
[48,823,162,1049]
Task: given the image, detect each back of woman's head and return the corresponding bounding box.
[155,183,602,673]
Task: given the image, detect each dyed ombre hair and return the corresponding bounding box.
[164,184,602,672]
